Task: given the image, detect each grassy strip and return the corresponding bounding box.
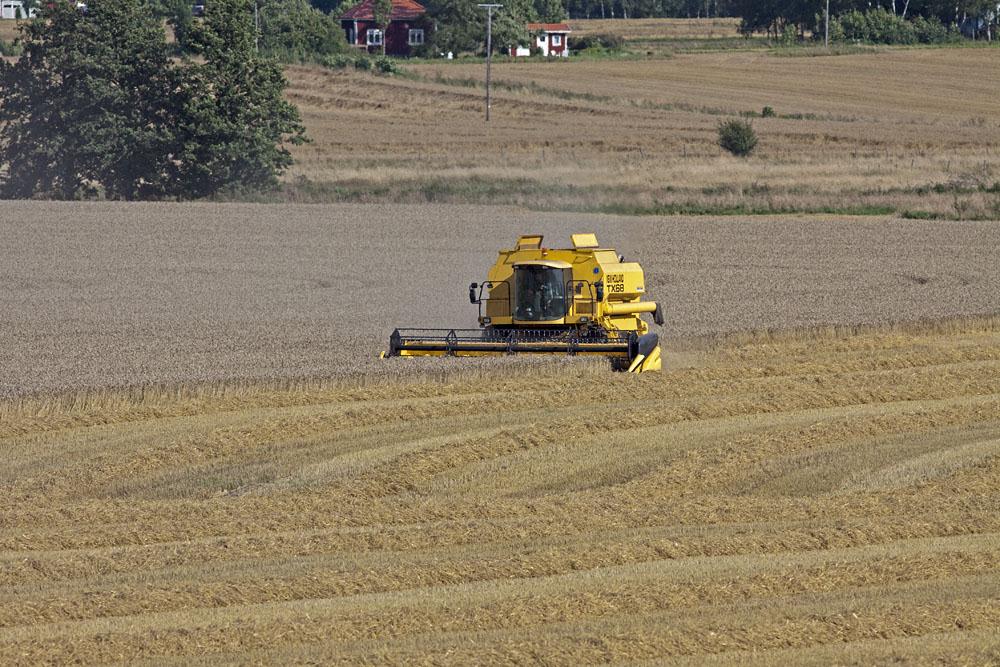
[594,202,897,217]
[243,176,914,218]
[901,209,1000,221]
[245,176,1000,220]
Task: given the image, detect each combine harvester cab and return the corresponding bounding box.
[385,234,665,372]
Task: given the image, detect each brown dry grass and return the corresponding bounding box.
[286,47,1000,218]
[0,19,22,42]
[2,320,999,664]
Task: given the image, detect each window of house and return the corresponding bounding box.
[367,29,383,46]
[408,29,424,45]
[551,33,562,46]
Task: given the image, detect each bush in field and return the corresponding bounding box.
[0,38,23,56]
[717,119,758,157]
[321,53,356,69]
[779,23,798,45]
[374,55,397,74]
[0,0,307,200]
[911,15,955,43]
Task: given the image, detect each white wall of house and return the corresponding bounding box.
[1,1,25,19]
[532,32,569,57]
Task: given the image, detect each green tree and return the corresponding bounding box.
[372,0,392,55]
[171,0,309,196]
[308,0,343,10]
[717,118,758,157]
[426,0,483,53]
[427,0,535,54]
[534,0,567,22]
[0,0,307,200]
[0,0,176,199]
[162,0,196,48]
[257,0,348,60]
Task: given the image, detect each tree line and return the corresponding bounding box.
[730,1,997,37]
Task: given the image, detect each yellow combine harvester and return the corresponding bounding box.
[385,233,664,372]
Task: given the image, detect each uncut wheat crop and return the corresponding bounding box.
[2,201,1000,397]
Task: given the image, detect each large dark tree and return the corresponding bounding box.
[0,1,176,198]
[256,0,348,59]
[0,0,307,200]
[427,0,537,54]
[169,0,309,197]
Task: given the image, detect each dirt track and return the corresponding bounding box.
[2,201,999,397]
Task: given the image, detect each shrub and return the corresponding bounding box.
[0,39,23,57]
[829,8,952,45]
[912,15,954,43]
[717,119,758,157]
[374,55,397,74]
[868,7,916,43]
[320,53,355,69]
[779,23,798,45]
[815,12,846,42]
[354,55,373,70]
[761,105,776,118]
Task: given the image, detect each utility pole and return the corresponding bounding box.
[478,4,502,122]
[824,0,830,47]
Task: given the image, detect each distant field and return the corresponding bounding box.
[569,17,742,40]
[288,47,1000,218]
[2,320,999,664]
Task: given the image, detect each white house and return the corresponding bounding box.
[0,1,33,19]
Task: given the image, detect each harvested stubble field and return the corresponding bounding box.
[0,20,21,41]
[2,318,999,664]
[287,47,1000,218]
[3,201,1000,398]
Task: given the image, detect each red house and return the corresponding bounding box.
[340,0,430,57]
[525,23,571,57]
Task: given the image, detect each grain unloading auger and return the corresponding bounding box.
[383,234,664,372]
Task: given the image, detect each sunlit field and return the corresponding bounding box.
[3,319,999,664]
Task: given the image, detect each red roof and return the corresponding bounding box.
[526,23,572,32]
[340,0,427,21]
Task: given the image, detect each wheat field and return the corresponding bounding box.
[2,319,999,664]
[3,201,1000,398]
